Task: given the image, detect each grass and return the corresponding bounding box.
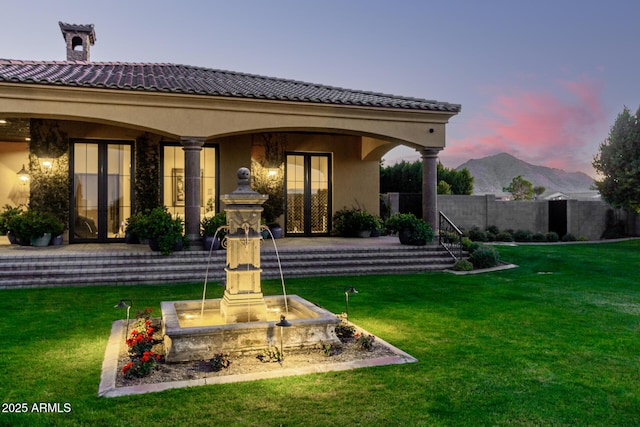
[1,240,639,426]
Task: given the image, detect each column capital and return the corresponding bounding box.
[180,136,206,149]
[420,147,442,158]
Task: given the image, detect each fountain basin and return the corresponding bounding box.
[161,295,341,362]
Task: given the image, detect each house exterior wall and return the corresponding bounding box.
[0,142,29,207]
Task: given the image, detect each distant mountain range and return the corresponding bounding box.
[456,152,597,197]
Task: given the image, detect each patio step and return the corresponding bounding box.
[0,243,457,289]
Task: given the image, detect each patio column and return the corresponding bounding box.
[421,147,441,234]
[181,137,205,249]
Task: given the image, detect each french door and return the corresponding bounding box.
[285,153,331,236]
[71,141,133,242]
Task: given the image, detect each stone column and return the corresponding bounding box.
[421,148,441,233]
[181,137,205,249]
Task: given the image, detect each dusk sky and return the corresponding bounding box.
[2,0,638,177]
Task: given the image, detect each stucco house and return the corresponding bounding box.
[0,22,460,245]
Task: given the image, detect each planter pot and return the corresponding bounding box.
[7,231,17,245]
[261,229,270,240]
[269,226,283,239]
[202,235,222,251]
[398,229,426,246]
[51,234,63,246]
[370,229,381,238]
[124,232,140,244]
[357,230,372,238]
[31,233,52,247]
[148,238,160,252]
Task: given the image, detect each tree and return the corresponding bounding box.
[593,106,640,213]
[379,160,474,195]
[503,175,534,200]
[533,186,546,199]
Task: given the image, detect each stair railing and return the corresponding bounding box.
[438,211,463,260]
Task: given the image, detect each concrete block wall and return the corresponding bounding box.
[435,195,634,241]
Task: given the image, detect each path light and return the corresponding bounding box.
[275,314,291,358]
[114,299,133,339]
[344,287,358,320]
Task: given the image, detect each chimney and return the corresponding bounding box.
[59,22,96,62]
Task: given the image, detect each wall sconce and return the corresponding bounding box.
[114,299,133,340]
[40,158,53,171]
[267,168,279,177]
[16,164,29,184]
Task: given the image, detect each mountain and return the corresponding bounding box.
[456,152,596,197]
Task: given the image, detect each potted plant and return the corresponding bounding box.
[332,207,378,237]
[7,210,63,247]
[267,222,282,239]
[385,213,434,246]
[0,204,24,244]
[124,211,146,244]
[138,207,187,255]
[201,211,227,251]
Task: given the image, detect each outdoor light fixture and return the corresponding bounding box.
[275,314,292,358]
[344,287,358,320]
[267,168,279,177]
[16,164,29,184]
[40,158,53,171]
[114,299,133,339]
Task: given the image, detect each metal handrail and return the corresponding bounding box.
[438,211,463,260]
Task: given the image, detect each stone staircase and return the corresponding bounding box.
[0,243,456,289]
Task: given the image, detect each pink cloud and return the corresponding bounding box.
[441,76,607,175]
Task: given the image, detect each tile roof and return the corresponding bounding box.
[0,60,461,113]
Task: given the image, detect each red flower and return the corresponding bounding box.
[147,327,154,335]
[141,355,150,363]
[122,361,133,373]
[130,329,138,336]
[145,320,151,326]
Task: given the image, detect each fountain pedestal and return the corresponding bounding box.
[219,168,269,323]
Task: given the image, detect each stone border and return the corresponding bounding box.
[444,262,519,275]
[98,320,418,398]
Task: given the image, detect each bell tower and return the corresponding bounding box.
[59,22,96,62]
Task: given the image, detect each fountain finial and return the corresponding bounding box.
[233,167,255,194]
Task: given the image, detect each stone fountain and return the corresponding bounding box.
[161,167,341,362]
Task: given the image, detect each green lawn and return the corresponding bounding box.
[1,241,639,426]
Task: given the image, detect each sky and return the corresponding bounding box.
[1,0,639,177]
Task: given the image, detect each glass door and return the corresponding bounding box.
[285,153,331,236]
[72,141,132,242]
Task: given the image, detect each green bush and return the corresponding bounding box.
[532,232,547,242]
[452,259,473,271]
[201,211,227,237]
[467,227,488,242]
[385,213,434,245]
[138,207,187,255]
[7,210,63,243]
[0,204,24,235]
[470,245,500,269]
[461,237,480,254]
[485,225,500,235]
[496,231,514,242]
[562,233,576,242]
[332,207,380,237]
[514,229,533,242]
[546,231,559,242]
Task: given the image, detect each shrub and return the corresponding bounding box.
[0,204,24,235]
[485,225,500,235]
[545,231,559,242]
[452,259,473,271]
[577,236,589,241]
[513,229,533,242]
[7,210,63,243]
[562,233,576,242]
[332,207,379,237]
[467,227,488,242]
[355,333,376,351]
[209,353,232,371]
[201,211,227,237]
[496,231,514,242]
[532,232,547,242]
[470,245,500,269]
[385,213,434,245]
[334,322,356,342]
[461,237,480,254]
[138,207,187,255]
